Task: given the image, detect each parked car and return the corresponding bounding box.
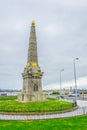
[68,93,80,97]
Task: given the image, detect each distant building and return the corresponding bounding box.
[18,21,47,102]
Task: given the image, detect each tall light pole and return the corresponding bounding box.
[73,58,79,105]
[60,69,64,96]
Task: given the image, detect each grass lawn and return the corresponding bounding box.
[0,116,87,130]
[0,96,17,101]
[0,96,74,113]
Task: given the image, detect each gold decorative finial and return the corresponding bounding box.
[32,20,35,25]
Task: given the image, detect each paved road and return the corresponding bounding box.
[48,94,87,101]
[77,100,87,107]
[0,100,87,120]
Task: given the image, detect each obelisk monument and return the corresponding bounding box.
[18,21,46,102]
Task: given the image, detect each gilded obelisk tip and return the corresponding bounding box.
[32,20,35,25]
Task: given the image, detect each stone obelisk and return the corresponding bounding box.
[18,21,47,102]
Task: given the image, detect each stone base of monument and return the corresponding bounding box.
[18,92,47,102]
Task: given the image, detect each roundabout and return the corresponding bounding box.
[0,100,87,120]
[0,96,86,120]
[0,96,74,115]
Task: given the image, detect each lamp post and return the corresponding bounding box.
[60,69,64,96]
[73,58,79,105]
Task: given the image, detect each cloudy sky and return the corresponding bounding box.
[0,0,87,90]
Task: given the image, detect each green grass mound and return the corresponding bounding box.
[0,116,87,130]
[0,96,74,113]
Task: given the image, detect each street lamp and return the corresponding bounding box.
[60,69,64,96]
[73,58,79,105]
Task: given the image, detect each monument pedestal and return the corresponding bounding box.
[18,92,47,102]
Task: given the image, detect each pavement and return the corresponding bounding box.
[0,100,87,120]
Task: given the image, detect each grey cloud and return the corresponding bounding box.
[0,0,87,89]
